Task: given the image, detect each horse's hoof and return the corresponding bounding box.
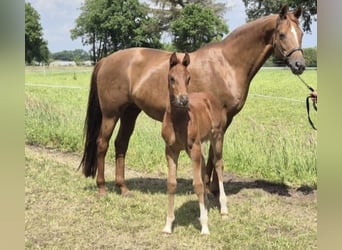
[122,190,134,198]
[97,189,107,197]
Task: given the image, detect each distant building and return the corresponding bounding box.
[49,60,77,67]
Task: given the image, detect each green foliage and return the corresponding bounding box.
[303,47,317,67]
[71,0,162,62]
[25,2,49,64]
[51,49,91,62]
[170,4,228,52]
[150,0,227,32]
[241,0,317,33]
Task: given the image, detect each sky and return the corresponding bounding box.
[26,0,317,53]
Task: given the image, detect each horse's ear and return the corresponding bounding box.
[279,4,288,19]
[294,6,302,19]
[170,52,178,68]
[182,53,190,67]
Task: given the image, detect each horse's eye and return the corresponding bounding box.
[169,76,175,84]
[279,33,286,40]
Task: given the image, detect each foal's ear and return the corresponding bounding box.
[294,6,302,19]
[279,4,288,19]
[170,52,179,68]
[182,53,190,67]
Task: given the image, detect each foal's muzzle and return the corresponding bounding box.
[175,94,189,108]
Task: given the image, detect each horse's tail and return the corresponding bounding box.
[79,60,103,178]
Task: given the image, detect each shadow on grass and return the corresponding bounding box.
[84,176,316,197]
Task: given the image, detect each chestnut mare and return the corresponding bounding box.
[162,52,227,234]
[80,5,305,196]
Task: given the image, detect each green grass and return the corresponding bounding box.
[25,67,317,185]
[25,146,317,249]
[25,67,317,249]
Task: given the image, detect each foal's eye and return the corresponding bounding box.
[279,33,286,40]
[187,76,191,85]
[169,76,175,84]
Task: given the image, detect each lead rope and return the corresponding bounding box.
[296,75,317,130]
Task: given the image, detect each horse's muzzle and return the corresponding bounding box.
[290,60,305,75]
[287,55,305,75]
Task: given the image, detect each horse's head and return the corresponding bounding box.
[273,5,305,75]
[168,52,191,108]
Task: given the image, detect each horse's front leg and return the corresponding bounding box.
[163,146,179,234]
[192,142,209,235]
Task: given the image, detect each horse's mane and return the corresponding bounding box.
[196,14,278,52]
[223,14,278,42]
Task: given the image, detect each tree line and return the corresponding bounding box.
[25,0,317,66]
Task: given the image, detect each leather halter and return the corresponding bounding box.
[273,38,303,61]
[273,17,303,60]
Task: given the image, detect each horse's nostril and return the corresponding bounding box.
[296,61,305,69]
[180,95,189,106]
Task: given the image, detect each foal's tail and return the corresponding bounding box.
[79,60,103,178]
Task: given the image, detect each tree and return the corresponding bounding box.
[25,2,49,64]
[51,49,91,62]
[303,47,317,67]
[170,4,228,52]
[150,0,227,32]
[71,0,162,62]
[241,0,317,33]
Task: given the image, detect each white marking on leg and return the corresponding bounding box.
[163,215,175,234]
[219,181,228,215]
[199,203,209,235]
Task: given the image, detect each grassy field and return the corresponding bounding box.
[25,66,317,249]
[25,145,316,249]
[25,66,317,186]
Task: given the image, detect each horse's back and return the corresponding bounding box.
[95,48,172,120]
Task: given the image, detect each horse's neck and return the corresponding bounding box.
[222,15,276,82]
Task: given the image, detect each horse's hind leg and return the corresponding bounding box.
[114,105,141,196]
[97,115,118,195]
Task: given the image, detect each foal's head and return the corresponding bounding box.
[168,52,191,109]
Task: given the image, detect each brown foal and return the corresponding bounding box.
[161,52,228,234]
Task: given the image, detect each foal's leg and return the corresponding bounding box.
[96,115,118,195]
[114,105,141,196]
[205,145,219,196]
[212,134,228,216]
[192,142,209,235]
[163,146,179,234]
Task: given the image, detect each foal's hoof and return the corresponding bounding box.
[201,228,210,235]
[162,228,172,234]
[221,213,229,220]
